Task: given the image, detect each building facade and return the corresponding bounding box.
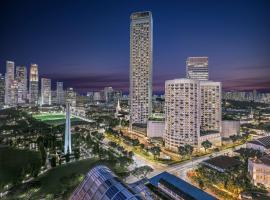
[130,11,153,129]
[165,79,200,151]
[200,81,222,133]
[248,155,270,188]
[221,120,240,138]
[186,57,209,81]
[41,78,51,105]
[4,61,15,105]
[65,87,76,107]
[16,66,27,104]
[147,120,165,138]
[29,64,39,105]
[56,81,65,105]
[0,74,5,106]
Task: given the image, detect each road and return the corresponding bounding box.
[126,144,245,184]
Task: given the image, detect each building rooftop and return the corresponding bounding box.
[149,172,216,200]
[248,135,270,149]
[202,155,241,172]
[251,154,270,166]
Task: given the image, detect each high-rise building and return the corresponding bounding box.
[64,103,72,154]
[10,80,18,106]
[0,74,5,106]
[165,79,200,151]
[29,64,39,105]
[200,81,222,133]
[65,87,76,107]
[130,11,153,129]
[41,78,51,105]
[186,57,209,81]
[5,61,15,105]
[104,86,113,103]
[56,82,65,105]
[16,66,27,104]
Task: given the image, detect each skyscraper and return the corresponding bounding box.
[64,103,72,154]
[186,57,209,81]
[5,61,15,105]
[200,81,222,133]
[41,78,51,105]
[130,11,153,130]
[0,74,5,106]
[16,66,27,104]
[56,82,65,105]
[165,79,200,152]
[29,64,39,105]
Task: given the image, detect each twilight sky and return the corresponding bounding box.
[0,0,269,93]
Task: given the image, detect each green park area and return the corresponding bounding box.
[0,147,42,192]
[33,113,82,126]
[5,158,128,200]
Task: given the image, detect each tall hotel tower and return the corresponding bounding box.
[5,61,15,105]
[41,78,51,105]
[186,57,209,81]
[130,11,153,130]
[16,66,27,104]
[165,79,200,152]
[29,64,39,105]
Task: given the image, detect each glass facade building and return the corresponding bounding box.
[71,165,141,200]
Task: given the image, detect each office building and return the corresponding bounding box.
[41,78,51,105]
[130,11,153,129]
[56,82,65,105]
[186,57,208,81]
[71,165,142,200]
[5,61,15,105]
[0,74,5,106]
[10,80,18,106]
[200,81,222,133]
[29,64,39,105]
[16,66,27,104]
[165,79,200,151]
[248,154,270,188]
[104,86,114,103]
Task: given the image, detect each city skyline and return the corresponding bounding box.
[0,0,270,93]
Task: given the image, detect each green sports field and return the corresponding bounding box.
[33,113,82,126]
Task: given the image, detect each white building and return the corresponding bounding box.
[29,64,39,105]
[5,61,15,105]
[16,66,27,104]
[165,79,200,151]
[200,81,222,133]
[41,78,51,105]
[221,120,240,138]
[186,57,208,81]
[248,155,270,188]
[147,120,165,138]
[130,11,153,129]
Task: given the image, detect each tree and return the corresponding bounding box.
[131,166,153,179]
[65,153,70,163]
[178,146,188,158]
[74,148,80,160]
[50,155,57,167]
[201,140,212,152]
[185,144,194,157]
[149,146,161,160]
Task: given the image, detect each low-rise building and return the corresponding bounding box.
[248,154,270,188]
[149,171,216,200]
[202,155,241,173]
[246,136,270,153]
[221,120,240,138]
[147,120,165,138]
[199,132,222,147]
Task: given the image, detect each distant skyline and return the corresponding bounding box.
[0,0,270,93]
